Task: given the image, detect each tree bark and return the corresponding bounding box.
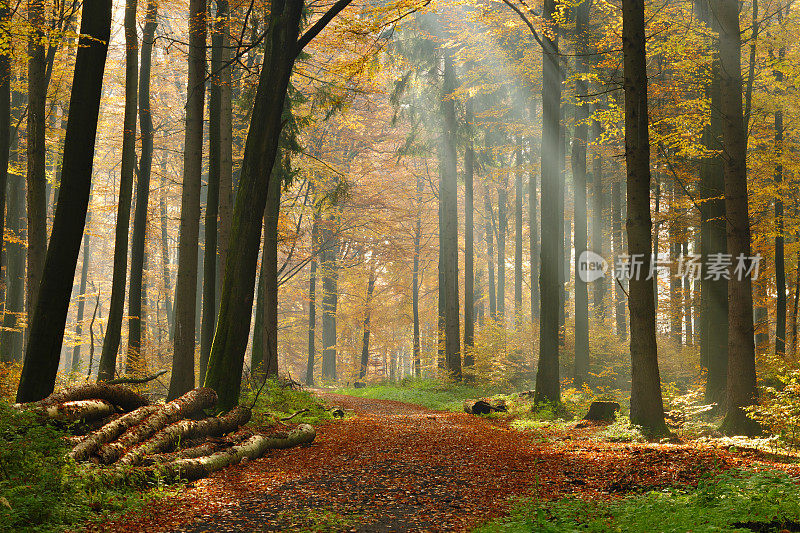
[160,167,174,344]
[71,217,91,371]
[591,116,605,317]
[773,11,786,357]
[169,0,207,400]
[306,209,319,385]
[715,0,759,436]
[0,2,10,283]
[484,189,497,320]
[464,102,475,369]
[26,0,48,339]
[413,176,422,377]
[514,145,523,323]
[216,0,233,314]
[535,0,561,403]
[439,53,461,380]
[69,405,159,461]
[127,0,157,370]
[497,168,507,323]
[529,134,539,322]
[612,180,626,338]
[358,260,376,380]
[15,2,112,403]
[98,0,138,381]
[28,382,149,412]
[622,0,667,434]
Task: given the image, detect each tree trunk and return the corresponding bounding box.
[612,179,626,338]
[72,217,91,371]
[669,184,682,344]
[529,134,539,321]
[573,0,591,386]
[683,240,693,344]
[535,0,561,403]
[15,2,112,403]
[696,0,728,408]
[497,168,507,323]
[591,116,606,317]
[128,0,158,373]
[306,209,319,385]
[773,12,786,356]
[204,0,317,410]
[715,0,759,436]
[514,145,523,323]
[440,53,461,380]
[358,261,376,380]
[169,0,207,400]
[160,167,174,343]
[201,0,227,381]
[26,0,48,340]
[622,0,666,434]
[97,0,138,382]
[0,3,10,283]
[464,102,475,369]
[484,189,497,320]
[413,175,423,377]
[216,0,233,311]
[320,210,339,382]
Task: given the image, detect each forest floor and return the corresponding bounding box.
[86,393,800,533]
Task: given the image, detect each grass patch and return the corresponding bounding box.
[242,378,333,427]
[335,378,505,412]
[474,468,800,532]
[276,507,365,532]
[0,401,173,532]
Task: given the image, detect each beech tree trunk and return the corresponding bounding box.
[15,3,112,403]
[612,179,627,338]
[464,102,475,368]
[98,0,138,381]
[358,261,376,380]
[573,0,591,386]
[773,10,786,357]
[72,219,91,371]
[413,175,422,377]
[169,0,207,399]
[715,0,759,436]
[535,0,561,403]
[306,209,319,385]
[26,0,47,338]
[514,145,523,323]
[0,2,10,283]
[484,190,497,320]
[439,53,461,380]
[591,116,606,317]
[622,0,666,434]
[529,133,539,321]
[129,0,158,372]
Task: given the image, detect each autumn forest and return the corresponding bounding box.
[4,0,800,531]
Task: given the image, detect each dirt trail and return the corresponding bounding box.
[91,393,770,532]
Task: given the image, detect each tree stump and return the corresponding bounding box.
[582,401,620,422]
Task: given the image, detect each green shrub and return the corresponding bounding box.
[242,378,333,426]
[474,468,800,532]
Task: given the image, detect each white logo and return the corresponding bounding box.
[578,251,608,283]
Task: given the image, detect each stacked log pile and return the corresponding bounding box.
[14,385,316,483]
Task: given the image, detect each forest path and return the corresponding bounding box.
[92,393,775,532]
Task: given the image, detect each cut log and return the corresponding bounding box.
[140,428,254,465]
[38,399,116,423]
[117,406,251,465]
[21,384,150,412]
[161,423,316,481]
[463,398,507,415]
[97,387,217,464]
[69,405,159,461]
[582,401,620,422]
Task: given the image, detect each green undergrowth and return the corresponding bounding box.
[474,468,800,533]
[0,401,175,532]
[335,377,505,411]
[242,378,333,427]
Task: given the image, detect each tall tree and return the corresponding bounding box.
[514,144,523,323]
[439,53,461,379]
[773,6,786,357]
[529,135,539,321]
[695,0,728,405]
[16,0,112,402]
[306,208,320,385]
[98,0,137,381]
[412,175,423,377]
[127,0,157,372]
[484,189,497,320]
[320,208,339,381]
[535,0,561,403]
[204,0,355,409]
[715,0,759,436]
[464,101,475,370]
[169,0,207,399]
[71,216,91,372]
[0,1,10,282]
[591,116,605,317]
[358,258,376,380]
[26,0,48,340]
[622,0,666,434]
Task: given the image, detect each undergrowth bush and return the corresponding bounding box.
[241,377,333,427]
[0,401,167,532]
[474,468,800,533]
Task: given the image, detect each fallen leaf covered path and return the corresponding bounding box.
[89,393,794,532]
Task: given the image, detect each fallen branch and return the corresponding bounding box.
[97,388,217,464]
[140,428,254,465]
[280,408,309,421]
[106,370,168,385]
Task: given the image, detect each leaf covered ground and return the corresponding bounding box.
[87,393,800,532]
